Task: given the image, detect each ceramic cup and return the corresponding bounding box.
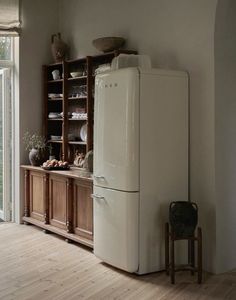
[52,69,60,80]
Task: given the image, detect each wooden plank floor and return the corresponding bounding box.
[0,223,235,300]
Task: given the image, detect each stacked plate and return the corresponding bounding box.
[48,93,63,99]
[71,112,87,120]
[48,112,61,119]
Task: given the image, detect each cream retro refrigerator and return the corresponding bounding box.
[93,67,188,274]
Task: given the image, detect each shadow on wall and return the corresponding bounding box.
[215,0,236,273]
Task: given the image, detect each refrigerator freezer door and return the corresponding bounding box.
[94,68,139,192]
[93,186,139,273]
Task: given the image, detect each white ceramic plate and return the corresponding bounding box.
[80,124,87,142]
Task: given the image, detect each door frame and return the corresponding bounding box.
[0,68,12,221]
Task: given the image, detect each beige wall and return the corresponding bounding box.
[58,0,218,272]
[215,0,236,273]
[17,0,59,222]
[20,0,59,162]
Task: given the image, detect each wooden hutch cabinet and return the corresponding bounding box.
[43,50,137,163]
[22,50,137,248]
[22,166,94,247]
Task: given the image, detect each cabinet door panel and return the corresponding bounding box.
[74,180,93,240]
[30,171,45,221]
[49,175,67,230]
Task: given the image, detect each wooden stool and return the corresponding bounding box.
[165,222,202,284]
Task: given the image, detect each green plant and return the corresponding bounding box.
[23,131,47,151]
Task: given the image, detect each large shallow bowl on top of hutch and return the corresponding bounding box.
[22,49,137,248]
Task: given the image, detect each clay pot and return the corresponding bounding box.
[51,33,68,62]
[29,148,47,166]
[169,201,198,238]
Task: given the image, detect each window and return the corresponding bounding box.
[0,36,11,60]
[0,0,20,222]
[0,36,14,221]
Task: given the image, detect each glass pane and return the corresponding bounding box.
[0,37,11,60]
[0,73,2,211]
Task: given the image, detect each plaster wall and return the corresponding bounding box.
[59,0,218,272]
[15,0,59,222]
[215,0,236,273]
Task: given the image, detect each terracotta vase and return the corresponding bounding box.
[51,33,68,62]
[169,201,198,238]
[29,148,47,166]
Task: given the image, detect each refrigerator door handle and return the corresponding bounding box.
[91,194,105,200]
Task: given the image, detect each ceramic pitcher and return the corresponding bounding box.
[51,33,68,62]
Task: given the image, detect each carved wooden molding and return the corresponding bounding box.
[66,178,73,233]
[43,173,49,224]
[24,170,30,217]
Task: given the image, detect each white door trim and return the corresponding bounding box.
[0,68,12,221]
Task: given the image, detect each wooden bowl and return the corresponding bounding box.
[92,37,125,53]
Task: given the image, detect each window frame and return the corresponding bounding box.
[0,37,16,221]
[0,68,12,220]
[0,36,13,61]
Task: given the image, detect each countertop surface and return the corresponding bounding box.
[21,165,93,182]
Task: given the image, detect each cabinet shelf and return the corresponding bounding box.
[47,140,86,145]
[48,79,63,83]
[47,62,63,67]
[68,96,87,100]
[68,141,86,145]
[47,118,87,121]
[43,50,137,162]
[47,140,63,144]
[48,98,63,101]
[68,76,87,81]
[68,118,87,121]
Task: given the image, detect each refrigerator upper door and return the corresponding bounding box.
[93,186,139,273]
[94,68,139,192]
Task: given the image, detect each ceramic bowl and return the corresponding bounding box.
[92,37,125,53]
[70,71,83,78]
